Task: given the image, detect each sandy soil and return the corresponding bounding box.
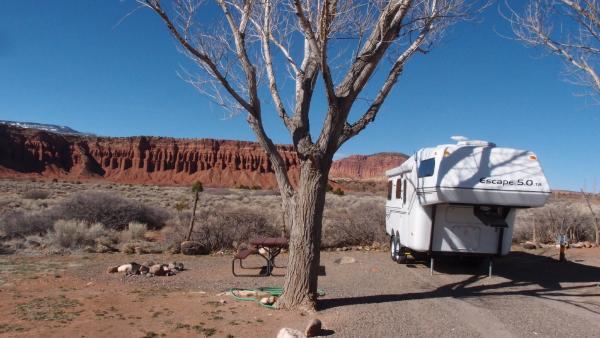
[0,247,599,337]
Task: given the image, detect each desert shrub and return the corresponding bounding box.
[55,191,168,230]
[164,207,278,251]
[125,222,147,241]
[514,200,596,244]
[21,189,51,200]
[48,220,109,249]
[0,210,60,238]
[322,198,387,247]
[332,188,345,196]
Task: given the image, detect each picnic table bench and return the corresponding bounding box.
[232,237,288,276]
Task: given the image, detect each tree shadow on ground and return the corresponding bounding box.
[318,251,600,314]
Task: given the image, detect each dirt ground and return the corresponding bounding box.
[0,247,599,338]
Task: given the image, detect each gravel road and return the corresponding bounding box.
[315,249,600,338]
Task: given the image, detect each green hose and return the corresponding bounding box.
[228,286,325,309]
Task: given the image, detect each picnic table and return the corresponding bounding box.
[250,237,288,276]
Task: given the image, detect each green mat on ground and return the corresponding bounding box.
[228,286,325,309]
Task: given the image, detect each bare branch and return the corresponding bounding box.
[506,0,600,94]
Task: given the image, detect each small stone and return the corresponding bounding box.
[335,248,342,252]
[117,264,132,273]
[571,242,584,249]
[277,328,305,338]
[95,243,113,253]
[139,265,150,274]
[181,241,209,255]
[521,241,537,250]
[219,299,227,304]
[334,256,356,264]
[149,264,165,276]
[142,261,155,268]
[304,319,322,337]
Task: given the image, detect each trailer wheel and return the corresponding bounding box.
[390,235,398,262]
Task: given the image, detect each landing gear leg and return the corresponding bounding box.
[429,257,434,276]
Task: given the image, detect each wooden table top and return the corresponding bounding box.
[250,237,288,247]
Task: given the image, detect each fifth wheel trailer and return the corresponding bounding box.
[385,140,550,268]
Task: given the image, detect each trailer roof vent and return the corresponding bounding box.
[457,140,496,147]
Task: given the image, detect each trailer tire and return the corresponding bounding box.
[390,235,398,262]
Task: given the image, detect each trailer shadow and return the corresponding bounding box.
[318,251,600,314]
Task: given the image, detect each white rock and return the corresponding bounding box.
[117,264,132,272]
[277,328,306,338]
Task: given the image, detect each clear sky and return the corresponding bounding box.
[0,1,598,191]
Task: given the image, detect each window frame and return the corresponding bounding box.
[395,177,402,199]
[387,180,393,200]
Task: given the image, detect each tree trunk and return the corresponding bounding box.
[186,191,199,241]
[277,159,330,311]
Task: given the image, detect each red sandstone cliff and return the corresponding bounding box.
[330,153,408,180]
[0,124,406,189]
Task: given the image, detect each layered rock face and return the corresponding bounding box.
[330,153,408,180]
[0,124,406,189]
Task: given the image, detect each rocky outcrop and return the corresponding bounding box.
[330,152,408,180]
[0,124,299,188]
[0,124,406,189]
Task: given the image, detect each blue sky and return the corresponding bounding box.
[0,1,598,191]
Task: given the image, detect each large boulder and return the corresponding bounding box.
[521,241,538,250]
[304,319,322,337]
[181,241,209,255]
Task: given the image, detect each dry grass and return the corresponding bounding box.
[48,220,111,249]
[514,195,599,244]
[2,179,596,252]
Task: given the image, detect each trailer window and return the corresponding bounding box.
[403,179,407,201]
[387,180,393,200]
[418,158,436,177]
[395,178,402,199]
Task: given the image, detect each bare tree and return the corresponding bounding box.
[137,0,475,311]
[506,0,600,95]
[581,188,600,245]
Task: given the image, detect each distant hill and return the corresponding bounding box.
[0,123,406,191]
[0,120,91,136]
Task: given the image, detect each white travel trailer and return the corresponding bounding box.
[385,140,550,268]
